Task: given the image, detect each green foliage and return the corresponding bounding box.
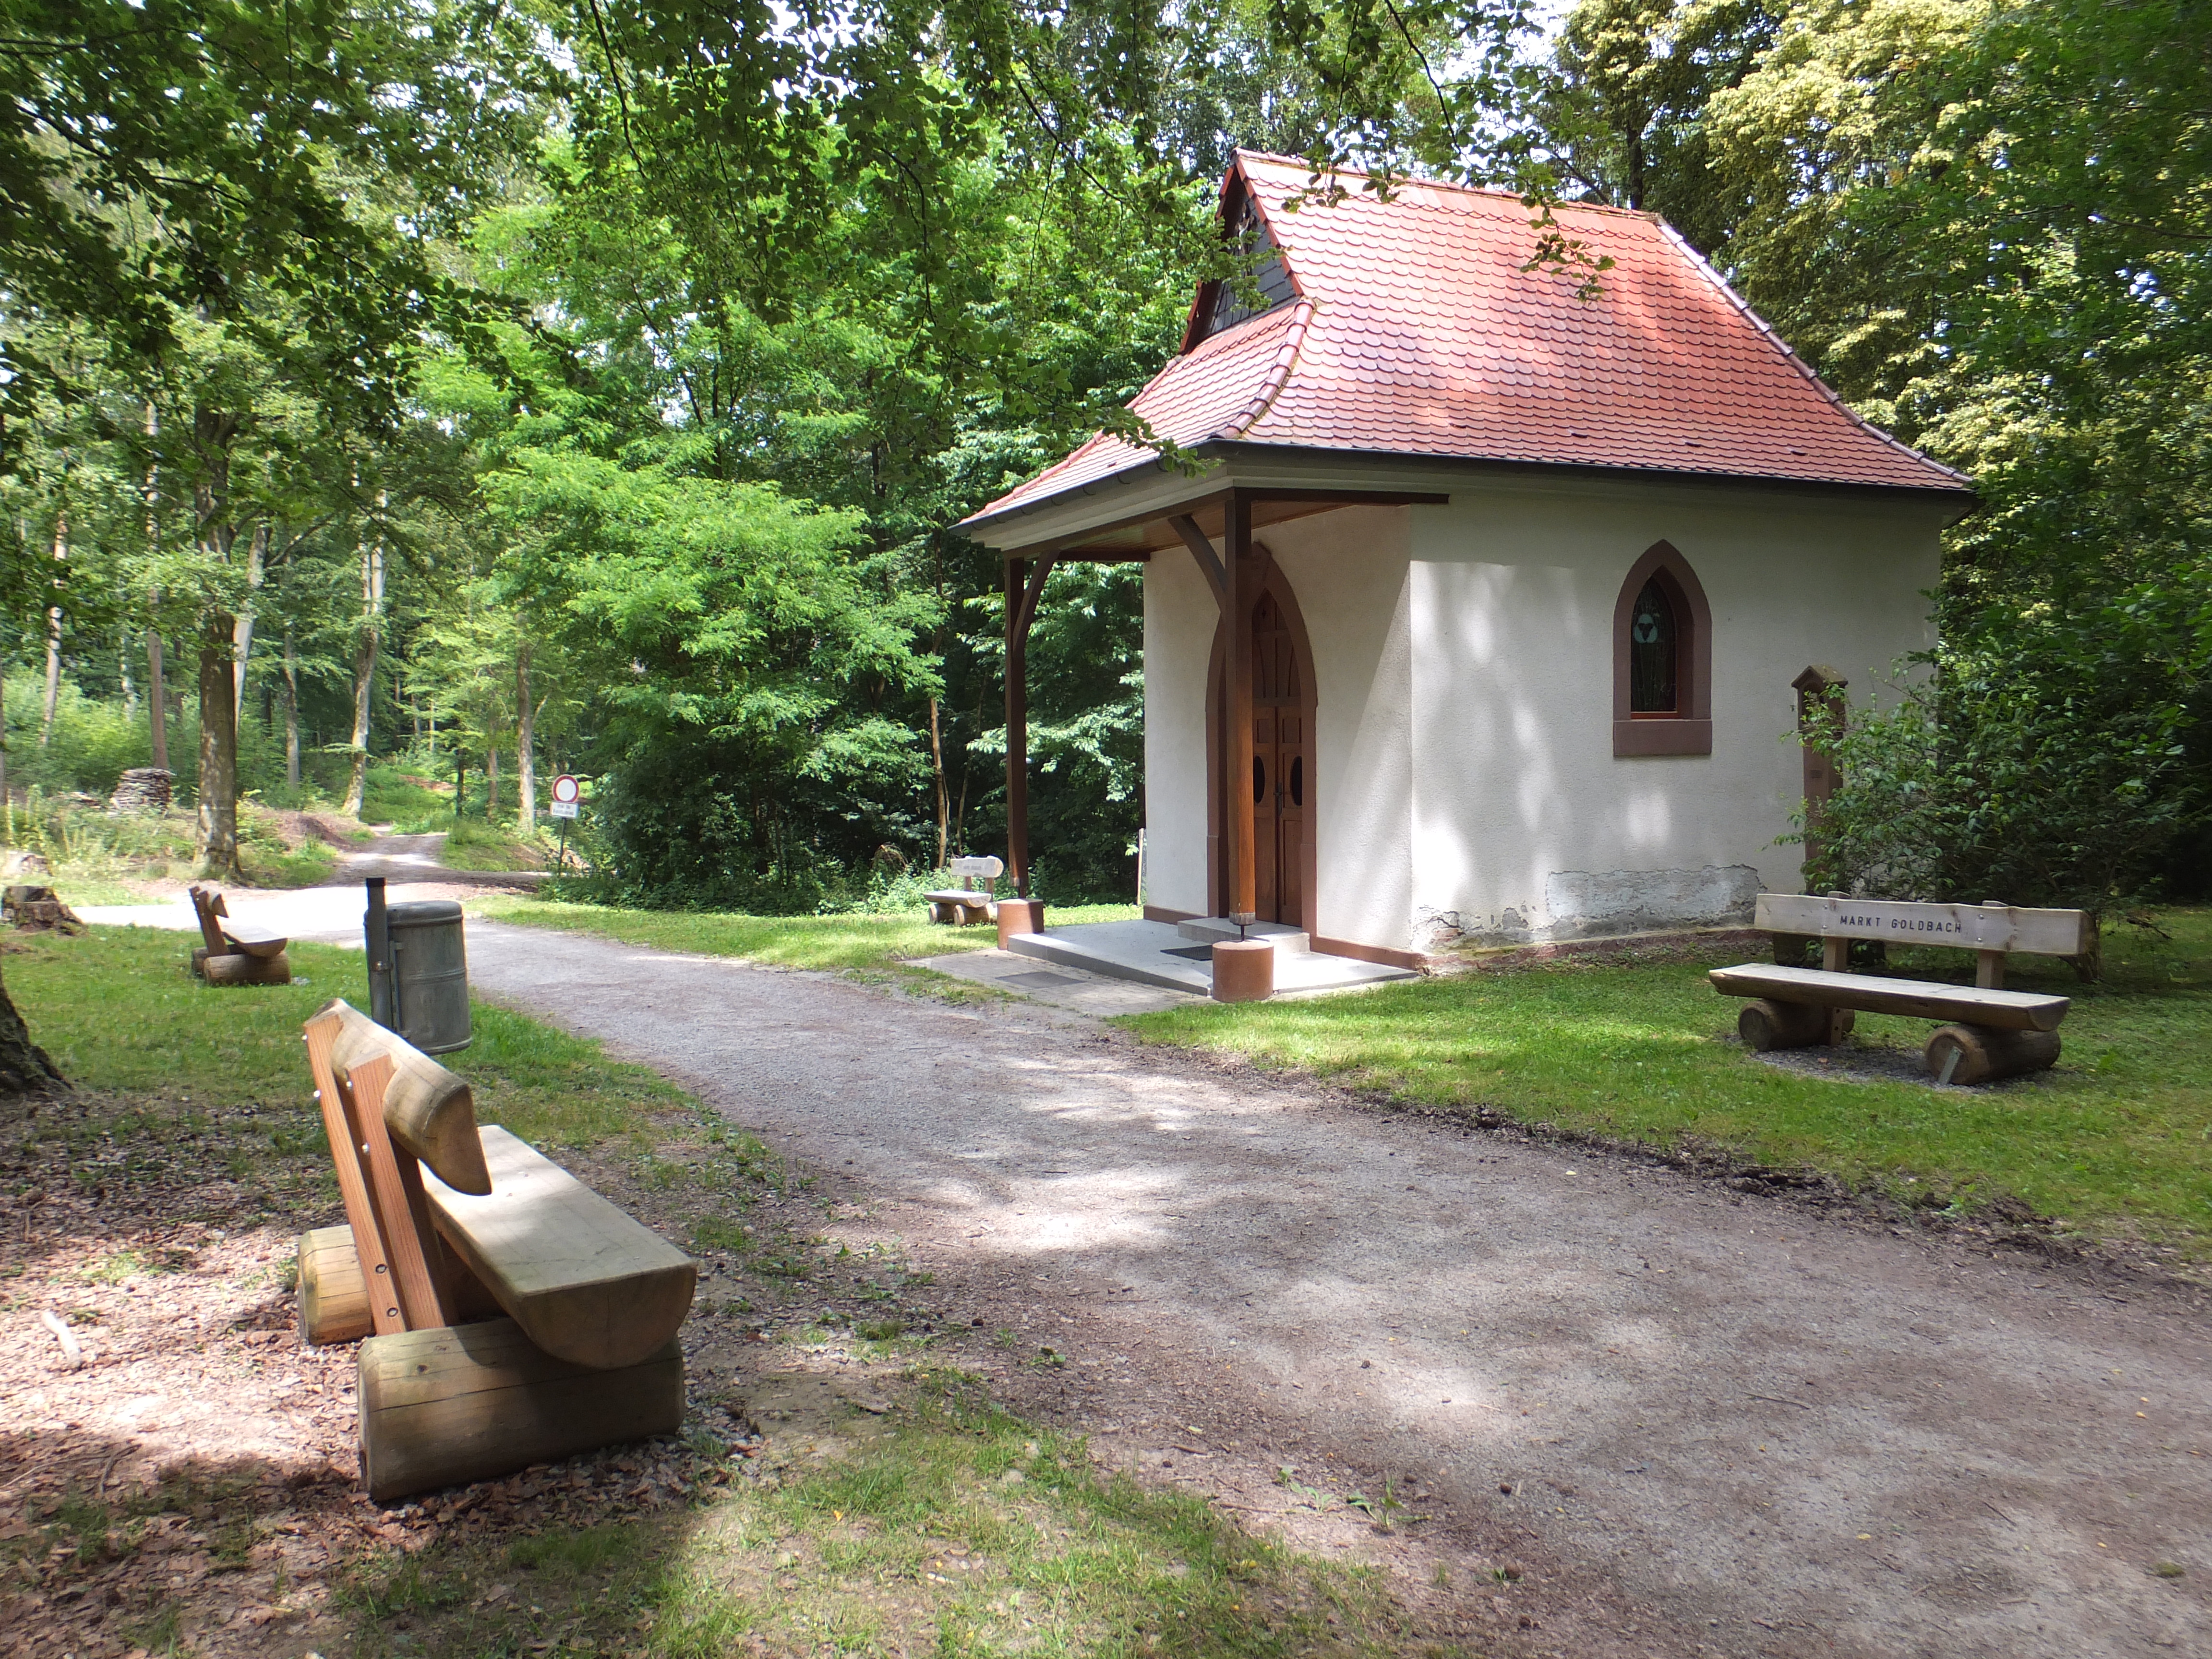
[1533,0,2212,898]
[1799,611,2210,922]
[487,446,939,906]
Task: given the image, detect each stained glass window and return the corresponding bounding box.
[1629,577,1677,714]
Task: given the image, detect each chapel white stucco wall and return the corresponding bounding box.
[1142,507,1418,942]
[1141,545,1219,920]
[1141,476,1943,953]
[1404,482,1939,947]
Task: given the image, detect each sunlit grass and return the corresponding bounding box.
[470,896,1142,973]
[1122,911,2212,1258]
[4,927,686,1153]
[341,1371,1432,1659]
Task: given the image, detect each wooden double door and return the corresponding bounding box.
[1210,570,1315,930]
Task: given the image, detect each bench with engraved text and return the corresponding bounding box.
[1709,894,2092,1084]
[294,998,695,1500]
[923,854,1004,925]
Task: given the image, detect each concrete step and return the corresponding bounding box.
[1174,917,1310,953]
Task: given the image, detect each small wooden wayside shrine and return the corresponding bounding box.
[296,998,695,1501]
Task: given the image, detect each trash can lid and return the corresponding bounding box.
[386,899,464,926]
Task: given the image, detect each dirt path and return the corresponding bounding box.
[459,921,2211,1658]
[328,830,547,890]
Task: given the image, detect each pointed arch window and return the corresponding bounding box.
[1612,542,1712,756]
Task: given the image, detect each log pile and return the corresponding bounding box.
[108,768,174,813]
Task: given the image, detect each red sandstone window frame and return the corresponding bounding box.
[1612,541,1713,757]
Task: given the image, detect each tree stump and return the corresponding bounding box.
[1924,1023,2061,1086]
[1737,998,1845,1051]
[3,886,82,933]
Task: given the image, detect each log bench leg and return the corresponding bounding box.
[201,950,292,986]
[299,1225,502,1348]
[358,1318,685,1502]
[1738,998,1852,1051]
[1925,1023,2061,1086]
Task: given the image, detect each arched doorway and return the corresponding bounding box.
[1206,553,1317,931]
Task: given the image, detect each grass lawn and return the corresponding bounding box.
[1,927,1444,1658]
[1125,911,2212,1262]
[472,894,1143,974]
[5,927,689,1163]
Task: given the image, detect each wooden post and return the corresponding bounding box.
[1005,557,1028,897]
[1819,913,1852,1044]
[1223,492,1257,921]
[1002,556,1054,900]
[1793,665,1847,876]
[1977,899,2008,989]
[304,1015,406,1336]
[342,1054,450,1330]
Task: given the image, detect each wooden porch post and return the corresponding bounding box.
[1005,556,1030,897]
[1003,555,1055,899]
[1224,491,1257,921]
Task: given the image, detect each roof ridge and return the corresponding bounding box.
[1234,149,1657,222]
[1217,299,1314,439]
[1652,219,1971,486]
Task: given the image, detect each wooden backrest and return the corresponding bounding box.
[301,998,494,1339]
[313,998,490,1194]
[188,884,228,956]
[949,854,1003,892]
[1755,894,2092,958]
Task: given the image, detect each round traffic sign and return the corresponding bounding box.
[551,773,581,805]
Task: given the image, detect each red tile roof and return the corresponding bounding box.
[963,152,1968,527]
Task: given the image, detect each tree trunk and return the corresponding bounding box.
[144,404,167,773]
[38,511,65,746]
[928,694,949,869]
[231,522,268,726]
[120,630,135,719]
[283,626,301,788]
[341,490,386,817]
[0,961,66,1099]
[515,643,536,833]
[487,745,501,816]
[190,401,243,871]
[196,615,241,876]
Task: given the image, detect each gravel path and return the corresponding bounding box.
[480,925,2207,1654]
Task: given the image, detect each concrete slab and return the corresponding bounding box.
[1003,918,1417,999]
[908,947,1198,1016]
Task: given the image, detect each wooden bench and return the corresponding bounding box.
[924,854,1003,925]
[295,998,695,1500]
[1711,895,2092,1084]
[188,884,291,986]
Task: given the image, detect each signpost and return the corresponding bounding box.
[550,774,581,873]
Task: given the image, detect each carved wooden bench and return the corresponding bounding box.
[924,854,1003,925]
[295,998,695,1499]
[1711,895,2091,1084]
[188,884,290,985]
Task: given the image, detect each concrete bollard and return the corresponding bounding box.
[997,898,1046,948]
[1211,938,1275,1003]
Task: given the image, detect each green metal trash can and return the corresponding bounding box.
[364,878,472,1054]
